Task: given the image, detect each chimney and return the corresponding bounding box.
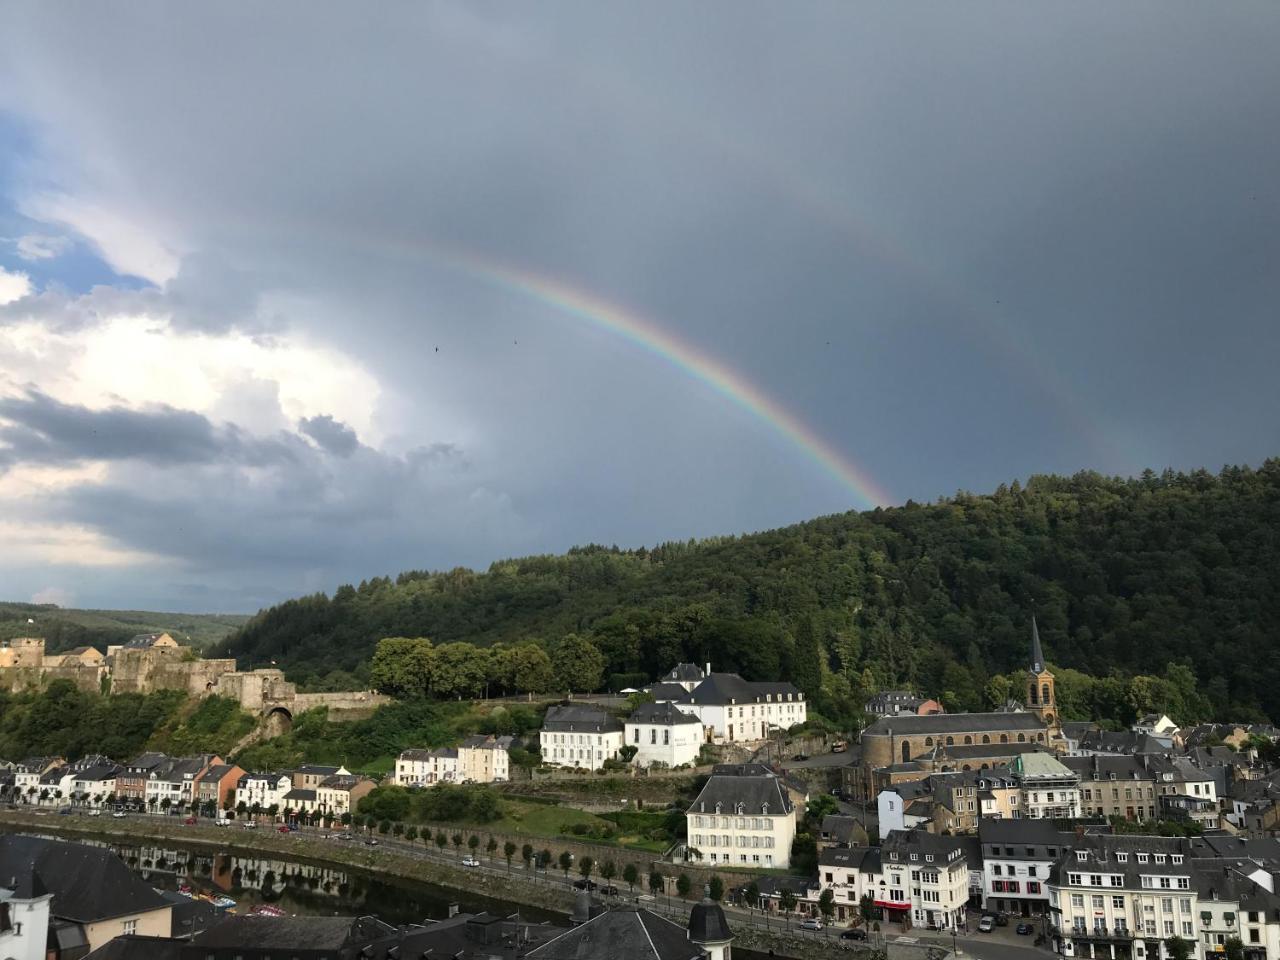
[448,902,460,918]
[705,662,711,677]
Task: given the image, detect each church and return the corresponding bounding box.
[852,619,1063,800]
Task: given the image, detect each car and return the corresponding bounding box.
[841,928,868,941]
[791,753,809,762]
[977,917,995,933]
[87,809,102,817]
[462,856,481,867]
[799,918,823,931]
[994,915,1009,927]
[831,740,848,753]
[601,884,619,896]
[278,825,291,833]
[1016,923,1034,936]
[573,879,598,891]
[184,817,197,825]
[112,811,127,819]
[57,808,72,816]
[243,821,257,829]
[364,838,379,846]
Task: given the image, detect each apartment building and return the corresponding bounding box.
[1065,755,1159,822]
[654,672,807,743]
[980,818,1076,917]
[394,747,459,786]
[316,774,376,818]
[686,764,796,869]
[882,830,971,931]
[1016,752,1081,820]
[458,735,514,782]
[624,701,702,768]
[540,705,624,771]
[236,772,293,811]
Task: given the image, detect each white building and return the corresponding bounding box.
[878,788,931,835]
[686,763,796,869]
[625,702,702,768]
[979,818,1073,917]
[458,735,514,783]
[235,772,293,811]
[0,873,53,960]
[394,748,459,786]
[540,705,624,771]
[654,672,806,743]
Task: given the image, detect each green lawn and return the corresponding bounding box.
[488,799,609,837]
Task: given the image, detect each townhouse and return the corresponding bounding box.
[394,747,459,786]
[540,705,624,771]
[194,762,245,815]
[980,818,1077,917]
[686,763,796,868]
[866,691,945,719]
[316,773,376,819]
[1017,752,1082,820]
[70,761,120,806]
[116,752,169,806]
[457,735,514,782]
[624,701,702,769]
[145,755,217,810]
[293,764,350,791]
[235,771,293,812]
[1065,755,1160,822]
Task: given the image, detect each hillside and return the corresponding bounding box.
[0,602,248,653]
[215,461,1280,721]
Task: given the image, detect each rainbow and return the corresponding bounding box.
[427,247,895,509]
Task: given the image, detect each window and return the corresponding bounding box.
[123,920,138,935]
[1092,896,1105,909]
[1071,894,1084,909]
[1113,897,1125,909]
[1117,852,1129,863]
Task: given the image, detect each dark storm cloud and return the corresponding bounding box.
[1,3,1279,609]
[0,390,296,468]
[298,414,359,457]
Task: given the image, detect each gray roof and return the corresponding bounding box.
[283,788,316,802]
[648,682,693,701]
[687,896,732,944]
[0,835,169,923]
[663,663,705,682]
[83,935,183,960]
[459,734,516,750]
[978,818,1075,848]
[542,704,623,733]
[191,914,396,950]
[676,673,802,707]
[863,711,1046,737]
[1029,616,1047,674]
[526,906,704,960]
[689,768,793,816]
[628,701,701,725]
[820,845,882,871]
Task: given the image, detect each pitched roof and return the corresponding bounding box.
[820,845,882,871]
[1029,616,1047,674]
[864,711,1046,737]
[191,914,395,950]
[647,682,693,701]
[662,663,705,682]
[526,906,704,960]
[628,701,701,725]
[0,834,169,923]
[83,935,183,960]
[677,673,802,706]
[688,768,793,816]
[542,704,623,733]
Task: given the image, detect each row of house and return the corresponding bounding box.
[0,754,374,821]
[393,735,515,787]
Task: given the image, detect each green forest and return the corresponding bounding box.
[208,461,1278,724]
[0,602,247,653]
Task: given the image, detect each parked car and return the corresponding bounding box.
[831,740,848,753]
[601,884,619,896]
[112,811,127,819]
[243,821,257,829]
[87,809,102,817]
[573,879,598,891]
[791,753,809,762]
[277,825,291,833]
[841,928,867,941]
[184,817,197,825]
[799,918,823,931]
[57,808,72,816]
[364,838,379,846]
[462,856,481,867]
[1016,923,1034,936]
[977,916,995,933]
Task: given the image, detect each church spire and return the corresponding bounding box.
[1029,615,1046,675]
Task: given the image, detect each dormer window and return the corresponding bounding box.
[1155,854,1167,864]
[910,853,919,861]
[762,802,769,815]
[1077,851,1088,862]
[1117,853,1129,863]
[926,855,934,863]
[1137,853,1149,864]
[1172,855,1184,865]
[766,695,772,703]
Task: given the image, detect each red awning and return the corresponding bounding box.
[875,899,911,909]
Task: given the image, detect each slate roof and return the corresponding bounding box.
[0,834,169,923]
[526,906,704,960]
[459,734,516,750]
[196,764,237,785]
[123,633,171,649]
[819,814,862,844]
[863,711,1046,737]
[191,914,396,950]
[688,767,792,816]
[542,704,623,733]
[688,895,732,943]
[628,701,701,725]
[820,845,882,871]
[83,935,183,960]
[676,673,802,706]
[284,788,317,803]
[648,682,693,701]
[662,663,705,682]
[1076,729,1168,755]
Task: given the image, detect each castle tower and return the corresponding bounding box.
[1026,616,1057,730]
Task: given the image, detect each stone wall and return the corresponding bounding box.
[290,691,390,720]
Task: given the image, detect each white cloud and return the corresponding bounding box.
[21,193,181,285]
[0,267,31,305]
[15,233,72,261]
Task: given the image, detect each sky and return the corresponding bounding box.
[1,4,1278,613]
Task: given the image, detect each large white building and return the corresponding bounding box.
[686,764,796,868]
[235,772,293,811]
[625,702,702,768]
[540,705,624,771]
[979,818,1075,917]
[654,672,807,744]
[394,747,459,786]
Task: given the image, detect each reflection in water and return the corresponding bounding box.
[44,834,561,927]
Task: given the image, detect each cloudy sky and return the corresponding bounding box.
[1,4,1278,613]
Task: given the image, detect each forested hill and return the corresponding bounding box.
[216,461,1280,721]
[0,603,248,653]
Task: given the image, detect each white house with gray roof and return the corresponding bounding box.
[540,705,624,771]
[654,671,806,743]
[686,763,796,868]
[625,701,702,768]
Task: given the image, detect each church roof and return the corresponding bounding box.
[1029,616,1047,674]
[864,711,1046,737]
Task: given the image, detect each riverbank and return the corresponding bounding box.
[0,809,880,960]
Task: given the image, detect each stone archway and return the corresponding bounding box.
[263,706,293,737]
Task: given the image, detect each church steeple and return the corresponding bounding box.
[1026,616,1057,731]
[1029,615,1046,675]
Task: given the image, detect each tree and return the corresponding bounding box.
[552,634,605,693]
[504,840,517,873]
[435,830,448,854]
[451,833,463,856]
[522,843,535,873]
[623,862,639,894]
[578,856,594,882]
[708,875,724,902]
[676,873,692,899]
[819,889,835,922]
[539,848,553,874]
[505,644,556,696]
[468,835,480,857]
[648,869,665,899]
[378,819,391,835]
[392,821,404,837]
[559,851,573,879]
[369,637,436,698]
[486,836,499,861]
[434,643,489,699]
[745,880,760,913]
[779,889,797,928]
[1224,939,1245,960]
[405,826,419,844]
[1166,937,1193,960]
[858,893,875,928]
[790,614,822,697]
[600,859,617,892]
